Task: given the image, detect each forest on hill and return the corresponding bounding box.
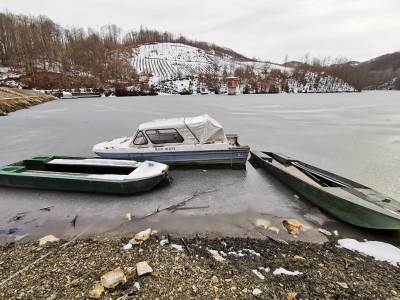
[1,11,397,92]
[0,11,248,89]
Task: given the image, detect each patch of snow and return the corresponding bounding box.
[258,266,270,273]
[48,158,139,167]
[159,239,169,246]
[338,239,400,266]
[171,244,184,251]
[273,268,303,276]
[228,248,261,257]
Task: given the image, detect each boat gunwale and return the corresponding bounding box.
[0,156,169,184]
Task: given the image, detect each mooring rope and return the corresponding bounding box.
[0,225,92,287]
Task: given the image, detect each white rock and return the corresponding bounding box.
[252,288,262,296]
[133,281,140,291]
[129,228,151,244]
[125,212,132,221]
[255,218,271,229]
[123,243,132,250]
[208,249,226,262]
[100,268,126,289]
[88,283,105,299]
[136,261,153,276]
[318,228,332,236]
[252,269,265,280]
[268,226,280,234]
[39,234,59,246]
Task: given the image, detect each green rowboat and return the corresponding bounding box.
[250,150,400,230]
[0,156,169,194]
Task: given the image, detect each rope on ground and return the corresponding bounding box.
[0,225,92,287]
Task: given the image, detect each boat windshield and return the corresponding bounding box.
[145,128,184,144]
[133,131,148,145]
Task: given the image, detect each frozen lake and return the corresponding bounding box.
[1,91,400,244]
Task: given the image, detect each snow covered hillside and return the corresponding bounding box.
[130,42,356,93]
[131,42,286,82]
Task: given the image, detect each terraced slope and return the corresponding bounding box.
[131,43,286,82]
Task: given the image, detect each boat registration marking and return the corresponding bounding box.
[154,147,176,151]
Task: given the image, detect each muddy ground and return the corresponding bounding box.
[0,234,399,300]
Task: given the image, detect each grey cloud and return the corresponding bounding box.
[1,0,399,63]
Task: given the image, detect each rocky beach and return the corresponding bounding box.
[1,233,399,299]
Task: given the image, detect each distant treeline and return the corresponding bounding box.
[286,53,400,90]
[0,11,248,89]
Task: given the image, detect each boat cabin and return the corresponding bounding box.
[131,114,227,147]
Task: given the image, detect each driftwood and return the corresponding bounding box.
[71,215,79,228]
[139,188,217,220]
[171,205,209,211]
[180,237,191,255]
[39,206,54,212]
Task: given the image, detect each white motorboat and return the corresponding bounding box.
[93,114,249,166]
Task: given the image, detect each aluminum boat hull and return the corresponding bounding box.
[0,156,169,195]
[250,150,400,230]
[95,148,250,166]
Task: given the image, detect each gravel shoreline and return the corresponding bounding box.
[1,234,399,299]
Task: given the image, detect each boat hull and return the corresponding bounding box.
[95,148,249,166]
[0,157,169,195]
[251,151,400,230]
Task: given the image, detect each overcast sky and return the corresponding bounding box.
[1,0,399,63]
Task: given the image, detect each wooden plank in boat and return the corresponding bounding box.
[270,159,321,187]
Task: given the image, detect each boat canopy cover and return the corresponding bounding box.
[139,114,226,144]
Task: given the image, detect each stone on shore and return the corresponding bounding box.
[136,261,153,276]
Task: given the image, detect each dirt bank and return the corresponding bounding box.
[0,87,56,116]
[0,234,399,299]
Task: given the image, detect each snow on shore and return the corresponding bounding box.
[338,239,400,266]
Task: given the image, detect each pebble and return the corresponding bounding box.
[252,288,262,296]
[293,255,306,261]
[136,261,153,276]
[210,275,219,284]
[39,234,59,246]
[100,268,126,289]
[207,249,226,262]
[88,283,105,299]
[252,269,265,280]
[268,226,280,234]
[123,243,132,250]
[255,218,271,229]
[318,228,332,236]
[192,285,198,293]
[133,281,140,291]
[337,282,349,289]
